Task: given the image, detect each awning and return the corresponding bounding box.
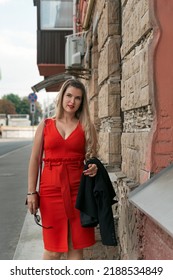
[129,163,173,238]
[31,72,73,92]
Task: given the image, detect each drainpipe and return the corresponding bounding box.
[83,0,94,30]
[73,0,77,34]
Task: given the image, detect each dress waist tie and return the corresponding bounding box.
[43,158,84,219]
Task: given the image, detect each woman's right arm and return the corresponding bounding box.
[27,120,45,214]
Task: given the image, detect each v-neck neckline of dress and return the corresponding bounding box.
[54,120,79,141]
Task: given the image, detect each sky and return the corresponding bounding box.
[0,0,58,109]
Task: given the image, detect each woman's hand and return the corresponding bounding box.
[27,193,39,215]
[83,163,98,177]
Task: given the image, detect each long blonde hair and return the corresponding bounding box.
[54,79,98,160]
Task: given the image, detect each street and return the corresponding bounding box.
[0,139,32,156]
[0,139,32,259]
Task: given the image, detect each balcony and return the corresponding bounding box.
[33,0,73,91]
[37,29,72,76]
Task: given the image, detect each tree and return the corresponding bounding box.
[0,99,16,114]
[34,101,42,124]
[20,97,30,114]
[3,94,21,113]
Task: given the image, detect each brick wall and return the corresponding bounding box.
[143,218,173,260]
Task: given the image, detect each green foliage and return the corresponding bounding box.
[33,100,42,125]
[20,97,30,114]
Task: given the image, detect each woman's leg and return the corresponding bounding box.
[67,248,83,260]
[67,223,83,260]
[43,249,63,260]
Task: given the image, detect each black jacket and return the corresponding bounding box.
[75,157,117,246]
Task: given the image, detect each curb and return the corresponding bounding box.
[13,211,43,260]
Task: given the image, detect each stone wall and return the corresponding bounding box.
[83,0,152,260]
[86,0,122,168]
[79,0,173,260]
[97,0,121,167]
[116,174,143,259]
[2,126,36,138]
[118,0,153,259]
[121,0,153,183]
[81,0,155,260]
[81,0,121,259]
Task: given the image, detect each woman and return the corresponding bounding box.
[27,79,98,260]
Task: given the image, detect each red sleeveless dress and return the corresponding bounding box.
[39,118,95,252]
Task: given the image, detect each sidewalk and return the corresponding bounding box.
[0,139,43,260]
[0,138,43,260]
[13,211,43,260]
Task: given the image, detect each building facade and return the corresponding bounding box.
[33,0,173,259]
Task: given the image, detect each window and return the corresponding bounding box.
[40,0,73,30]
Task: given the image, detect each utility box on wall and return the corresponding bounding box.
[65,33,85,69]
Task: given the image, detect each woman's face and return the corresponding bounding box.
[62,86,83,115]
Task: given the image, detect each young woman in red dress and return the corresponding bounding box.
[27,79,98,260]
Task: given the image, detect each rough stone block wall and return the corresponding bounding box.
[81,0,121,259]
[116,174,143,259]
[121,0,151,57]
[85,0,121,167]
[121,0,153,182]
[97,0,121,166]
[118,0,153,259]
[80,0,173,261]
[121,130,152,183]
[121,39,152,111]
[92,3,121,259]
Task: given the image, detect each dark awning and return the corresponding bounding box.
[31,73,73,92]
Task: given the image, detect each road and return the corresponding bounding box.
[0,139,32,259]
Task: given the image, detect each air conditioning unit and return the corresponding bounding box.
[65,33,85,69]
